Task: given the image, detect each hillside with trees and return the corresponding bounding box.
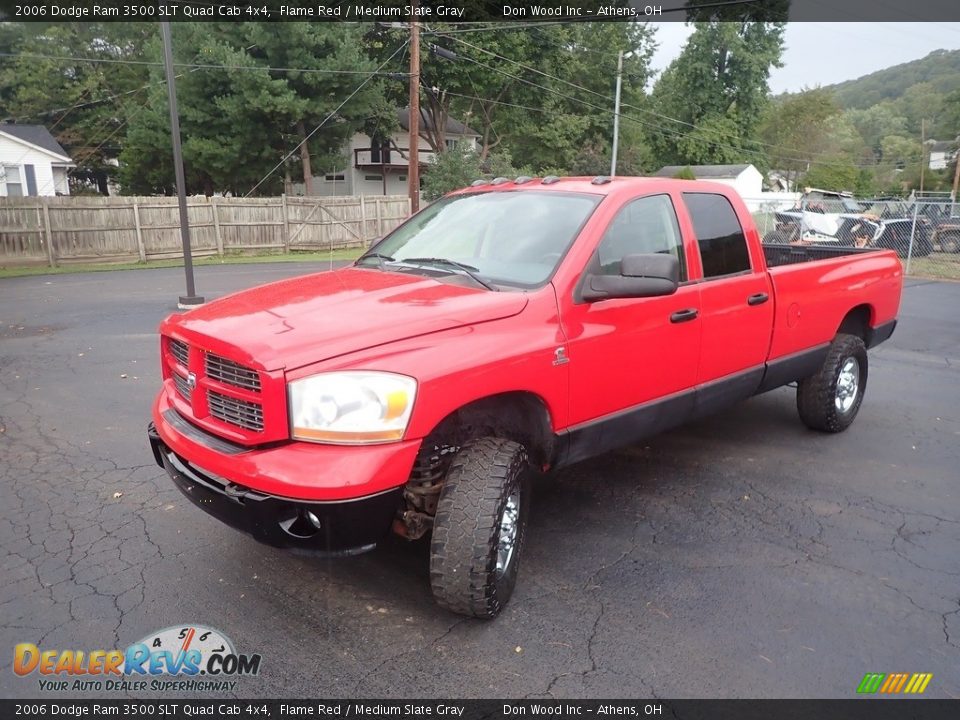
[0,21,955,198]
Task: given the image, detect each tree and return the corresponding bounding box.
[420,144,523,201]
[647,19,786,167]
[119,23,390,196]
[0,24,153,194]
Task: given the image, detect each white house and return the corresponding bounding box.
[927,139,957,171]
[652,163,765,198]
[0,124,74,197]
[303,108,480,197]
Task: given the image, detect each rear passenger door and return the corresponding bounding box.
[681,193,774,407]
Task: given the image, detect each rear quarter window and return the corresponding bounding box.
[684,193,751,278]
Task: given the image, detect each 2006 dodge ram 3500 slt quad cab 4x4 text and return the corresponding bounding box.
[149,177,902,618]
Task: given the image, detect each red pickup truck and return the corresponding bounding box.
[149,177,902,618]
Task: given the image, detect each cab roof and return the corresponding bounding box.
[451,175,735,201]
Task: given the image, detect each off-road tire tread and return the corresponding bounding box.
[429,437,529,619]
[797,333,868,433]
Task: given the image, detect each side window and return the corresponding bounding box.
[596,194,686,280]
[683,193,751,278]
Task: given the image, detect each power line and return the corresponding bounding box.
[446,50,883,170]
[438,32,876,167]
[0,52,409,76]
[245,41,410,197]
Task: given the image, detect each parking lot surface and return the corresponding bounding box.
[1,263,958,699]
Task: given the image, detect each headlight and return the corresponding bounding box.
[288,371,417,444]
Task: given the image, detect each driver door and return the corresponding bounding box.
[561,193,701,461]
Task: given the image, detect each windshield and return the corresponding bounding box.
[361,191,602,288]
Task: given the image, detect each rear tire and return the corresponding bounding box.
[797,333,868,433]
[940,233,960,254]
[429,437,531,619]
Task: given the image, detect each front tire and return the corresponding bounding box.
[797,333,868,433]
[429,437,531,619]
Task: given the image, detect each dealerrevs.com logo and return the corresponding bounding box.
[14,625,262,693]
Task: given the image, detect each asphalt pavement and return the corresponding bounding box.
[1,263,958,699]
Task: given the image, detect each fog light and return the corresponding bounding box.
[279,507,323,538]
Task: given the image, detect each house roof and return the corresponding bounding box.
[929,140,957,153]
[397,108,479,137]
[0,124,73,162]
[653,164,754,179]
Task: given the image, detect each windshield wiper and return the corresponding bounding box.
[398,257,498,291]
[356,252,394,269]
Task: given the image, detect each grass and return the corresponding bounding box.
[903,254,960,281]
[0,249,363,279]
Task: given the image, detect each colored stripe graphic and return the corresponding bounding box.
[857,673,885,693]
[857,672,933,694]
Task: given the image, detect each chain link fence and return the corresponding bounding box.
[744,194,960,281]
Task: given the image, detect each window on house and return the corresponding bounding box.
[445,138,459,150]
[3,165,24,197]
[324,174,345,181]
[24,165,37,196]
[399,175,407,181]
[683,192,751,278]
[365,175,383,182]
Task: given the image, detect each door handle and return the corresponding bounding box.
[747,292,769,306]
[670,308,699,324]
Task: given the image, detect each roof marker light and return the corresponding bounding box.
[542,176,561,185]
[514,176,534,184]
[490,177,510,185]
[592,176,612,185]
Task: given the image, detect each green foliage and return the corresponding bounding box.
[0,24,153,193]
[420,145,523,201]
[118,23,388,195]
[802,159,860,193]
[829,49,960,111]
[672,166,697,180]
[647,20,786,167]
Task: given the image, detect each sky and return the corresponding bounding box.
[649,23,960,94]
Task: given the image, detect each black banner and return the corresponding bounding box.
[2,700,960,720]
[1,0,959,23]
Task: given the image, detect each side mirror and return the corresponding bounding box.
[581,253,679,302]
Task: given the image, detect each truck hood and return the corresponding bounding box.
[163,267,528,371]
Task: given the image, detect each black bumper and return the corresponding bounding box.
[148,423,402,555]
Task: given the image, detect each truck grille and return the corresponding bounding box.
[172,372,192,401]
[169,338,189,367]
[207,390,264,432]
[206,353,261,392]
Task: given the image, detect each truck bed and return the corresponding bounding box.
[762,243,875,268]
[762,244,902,362]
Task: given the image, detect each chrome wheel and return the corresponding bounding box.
[495,492,520,577]
[835,357,860,414]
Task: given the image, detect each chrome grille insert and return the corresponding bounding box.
[169,339,189,367]
[207,390,264,432]
[172,372,192,401]
[206,353,261,392]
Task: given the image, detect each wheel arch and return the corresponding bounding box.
[837,304,875,342]
[420,391,557,469]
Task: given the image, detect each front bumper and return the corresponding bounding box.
[149,423,403,553]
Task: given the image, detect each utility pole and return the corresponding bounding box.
[407,4,421,214]
[160,22,203,309]
[610,50,624,178]
[952,148,960,203]
[919,118,926,194]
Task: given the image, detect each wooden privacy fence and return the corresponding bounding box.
[0,194,411,267]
